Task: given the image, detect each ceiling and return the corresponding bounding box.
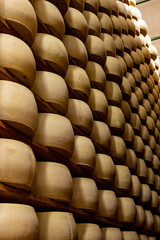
[137,0,160,55]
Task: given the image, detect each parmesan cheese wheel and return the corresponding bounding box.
[135,205,145,227]
[122,231,139,240]
[0,0,37,45]
[98,12,113,35]
[130,113,141,135]
[63,35,88,69]
[140,184,151,204]
[33,1,65,40]
[37,212,77,240]
[122,123,134,147]
[129,93,139,113]
[111,15,122,36]
[121,100,131,122]
[94,154,115,182]
[114,165,131,191]
[120,77,131,101]
[109,136,126,163]
[117,56,127,76]
[118,197,136,223]
[77,224,102,240]
[32,33,69,78]
[105,81,122,107]
[70,0,85,12]
[139,235,148,240]
[83,11,101,37]
[152,154,160,171]
[123,52,133,72]
[136,158,147,180]
[106,106,125,135]
[70,178,98,212]
[138,105,147,124]
[101,228,123,240]
[145,210,154,231]
[64,7,88,42]
[104,56,123,84]
[136,49,145,64]
[112,34,124,57]
[0,34,36,87]
[146,168,154,186]
[135,87,144,104]
[131,51,140,68]
[0,80,38,137]
[32,71,69,115]
[126,72,136,92]
[132,68,141,86]
[101,33,116,57]
[127,19,136,37]
[85,0,99,15]
[153,215,160,233]
[65,65,91,102]
[85,61,106,91]
[116,1,127,19]
[85,35,106,67]
[90,121,111,150]
[121,34,132,54]
[151,191,159,209]
[98,190,118,219]
[142,46,151,64]
[0,139,36,191]
[130,175,141,198]
[146,116,155,134]
[125,149,137,171]
[98,0,112,16]
[119,16,128,35]
[143,145,153,164]
[154,175,160,191]
[69,135,95,171]
[0,203,39,240]
[33,162,73,202]
[34,113,74,158]
[66,99,93,135]
[88,89,108,121]
[133,135,144,157]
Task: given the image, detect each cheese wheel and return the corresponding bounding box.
[105,81,122,107]
[130,175,141,198]
[136,158,147,180]
[83,11,101,37]
[64,7,88,42]
[125,149,137,171]
[135,35,142,49]
[0,203,38,240]
[98,12,113,35]
[152,154,160,171]
[153,215,160,233]
[135,205,145,227]
[98,190,118,219]
[151,191,159,209]
[112,34,124,57]
[32,33,69,78]
[33,162,73,202]
[146,167,155,187]
[141,82,149,97]
[107,106,125,135]
[121,34,132,54]
[66,99,93,135]
[142,47,151,64]
[63,35,88,69]
[101,33,116,57]
[132,68,141,86]
[0,139,36,191]
[154,175,160,191]
[129,93,139,113]
[70,178,98,212]
[136,49,145,64]
[70,0,85,12]
[139,235,148,240]
[117,56,127,76]
[32,71,69,115]
[131,51,140,68]
[145,210,154,231]
[0,34,36,87]
[122,123,134,147]
[120,77,131,101]
[118,197,136,223]
[121,100,131,122]
[88,89,108,121]
[104,56,123,84]
[129,0,136,6]
[114,165,131,191]
[135,86,144,105]
[140,184,151,204]
[37,212,77,240]
[77,224,102,240]
[122,232,139,240]
[85,61,106,91]
[98,0,112,16]
[94,154,115,182]
[111,15,122,36]
[133,135,144,157]
[146,116,155,134]
[138,19,148,37]
[101,228,123,240]
[33,1,65,40]
[130,113,141,135]
[85,35,106,67]
[70,135,95,171]
[144,146,153,165]
[85,0,99,15]
[0,80,38,137]
[138,105,147,124]
[127,19,136,37]
[34,113,74,158]
[119,16,128,35]
[90,121,111,150]
[123,52,133,72]
[65,65,91,102]
[116,1,127,19]
[0,0,37,45]
[126,72,136,92]
[109,136,126,163]
[149,135,156,151]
